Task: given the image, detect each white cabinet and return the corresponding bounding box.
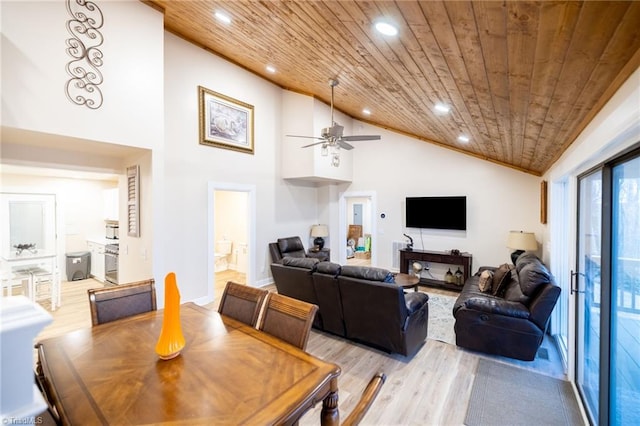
[103,188,119,221]
[87,241,105,282]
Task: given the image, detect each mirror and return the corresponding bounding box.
[1,193,56,256]
[10,201,45,250]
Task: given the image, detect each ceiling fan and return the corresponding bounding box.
[287,78,381,166]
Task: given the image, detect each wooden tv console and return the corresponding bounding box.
[399,249,472,292]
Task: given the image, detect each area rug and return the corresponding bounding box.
[426,292,456,345]
[465,359,583,426]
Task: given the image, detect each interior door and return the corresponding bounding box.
[353,203,363,226]
[576,170,602,423]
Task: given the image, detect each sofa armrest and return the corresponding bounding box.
[462,297,530,319]
[405,292,429,315]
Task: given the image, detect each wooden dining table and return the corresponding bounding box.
[36,302,341,425]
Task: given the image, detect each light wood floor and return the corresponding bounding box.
[29,275,571,425]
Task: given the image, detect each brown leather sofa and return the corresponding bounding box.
[269,236,330,263]
[453,253,561,361]
[270,259,429,357]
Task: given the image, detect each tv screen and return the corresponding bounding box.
[405,196,467,230]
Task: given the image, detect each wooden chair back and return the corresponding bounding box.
[258,292,318,350]
[218,281,268,327]
[87,279,157,326]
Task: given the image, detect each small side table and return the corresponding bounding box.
[394,273,420,292]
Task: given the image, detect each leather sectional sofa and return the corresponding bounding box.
[453,253,561,361]
[270,257,429,357]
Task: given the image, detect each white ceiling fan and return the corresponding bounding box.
[286,78,381,166]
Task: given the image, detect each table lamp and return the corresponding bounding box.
[311,224,329,250]
[506,231,538,264]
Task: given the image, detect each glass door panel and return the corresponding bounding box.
[577,170,602,423]
[611,155,640,425]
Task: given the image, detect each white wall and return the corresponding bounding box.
[1,0,163,149]
[342,121,542,270]
[163,32,320,300]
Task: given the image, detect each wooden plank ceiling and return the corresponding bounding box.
[145,1,640,175]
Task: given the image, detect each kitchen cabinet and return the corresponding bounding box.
[87,241,105,282]
[103,188,119,221]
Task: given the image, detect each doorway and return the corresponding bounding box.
[208,182,255,305]
[338,191,377,266]
[575,145,640,425]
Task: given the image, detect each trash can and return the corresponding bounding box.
[65,251,91,281]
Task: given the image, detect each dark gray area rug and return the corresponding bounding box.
[465,359,584,426]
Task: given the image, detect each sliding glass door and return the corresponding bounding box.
[610,154,640,425]
[577,170,602,422]
[576,145,640,425]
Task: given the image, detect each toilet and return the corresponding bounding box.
[214,240,232,272]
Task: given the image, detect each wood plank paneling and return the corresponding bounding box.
[145,0,640,175]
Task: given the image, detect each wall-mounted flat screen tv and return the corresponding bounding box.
[405,196,467,230]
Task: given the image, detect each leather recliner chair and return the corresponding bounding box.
[453,253,561,361]
[269,236,329,263]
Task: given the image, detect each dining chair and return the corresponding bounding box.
[342,372,386,426]
[218,281,268,327]
[87,279,157,326]
[257,292,318,350]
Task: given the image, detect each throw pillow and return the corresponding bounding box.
[492,263,512,296]
[478,270,494,293]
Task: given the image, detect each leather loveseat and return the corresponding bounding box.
[453,253,560,361]
[270,258,429,357]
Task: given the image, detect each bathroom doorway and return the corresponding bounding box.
[208,182,255,305]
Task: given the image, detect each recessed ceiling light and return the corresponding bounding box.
[434,103,451,114]
[458,135,470,143]
[266,65,276,73]
[215,11,231,24]
[362,109,371,115]
[374,21,398,36]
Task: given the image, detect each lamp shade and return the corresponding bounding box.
[506,231,538,250]
[311,225,329,238]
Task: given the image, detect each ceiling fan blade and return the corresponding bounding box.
[301,141,328,148]
[286,134,324,140]
[338,141,354,150]
[342,135,381,141]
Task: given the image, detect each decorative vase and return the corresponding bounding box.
[445,268,454,284]
[455,267,464,285]
[155,272,185,360]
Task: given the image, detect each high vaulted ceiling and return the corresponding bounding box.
[144,1,640,176]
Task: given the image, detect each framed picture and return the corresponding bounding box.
[540,180,548,224]
[198,86,254,154]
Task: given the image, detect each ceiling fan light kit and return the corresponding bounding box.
[286,78,381,167]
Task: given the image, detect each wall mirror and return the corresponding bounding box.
[1,193,56,257]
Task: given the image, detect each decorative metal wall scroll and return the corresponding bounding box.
[65,0,104,109]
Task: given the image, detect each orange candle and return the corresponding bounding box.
[155,272,186,360]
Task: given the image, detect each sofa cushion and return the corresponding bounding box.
[515,252,540,274]
[518,261,552,297]
[405,292,429,314]
[340,265,394,282]
[492,264,512,296]
[315,261,341,276]
[478,270,494,293]
[502,271,527,304]
[282,256,319,270]
[277,237,305,257]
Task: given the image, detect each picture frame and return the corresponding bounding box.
[540,180,548,224]
[198,86,254,154]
